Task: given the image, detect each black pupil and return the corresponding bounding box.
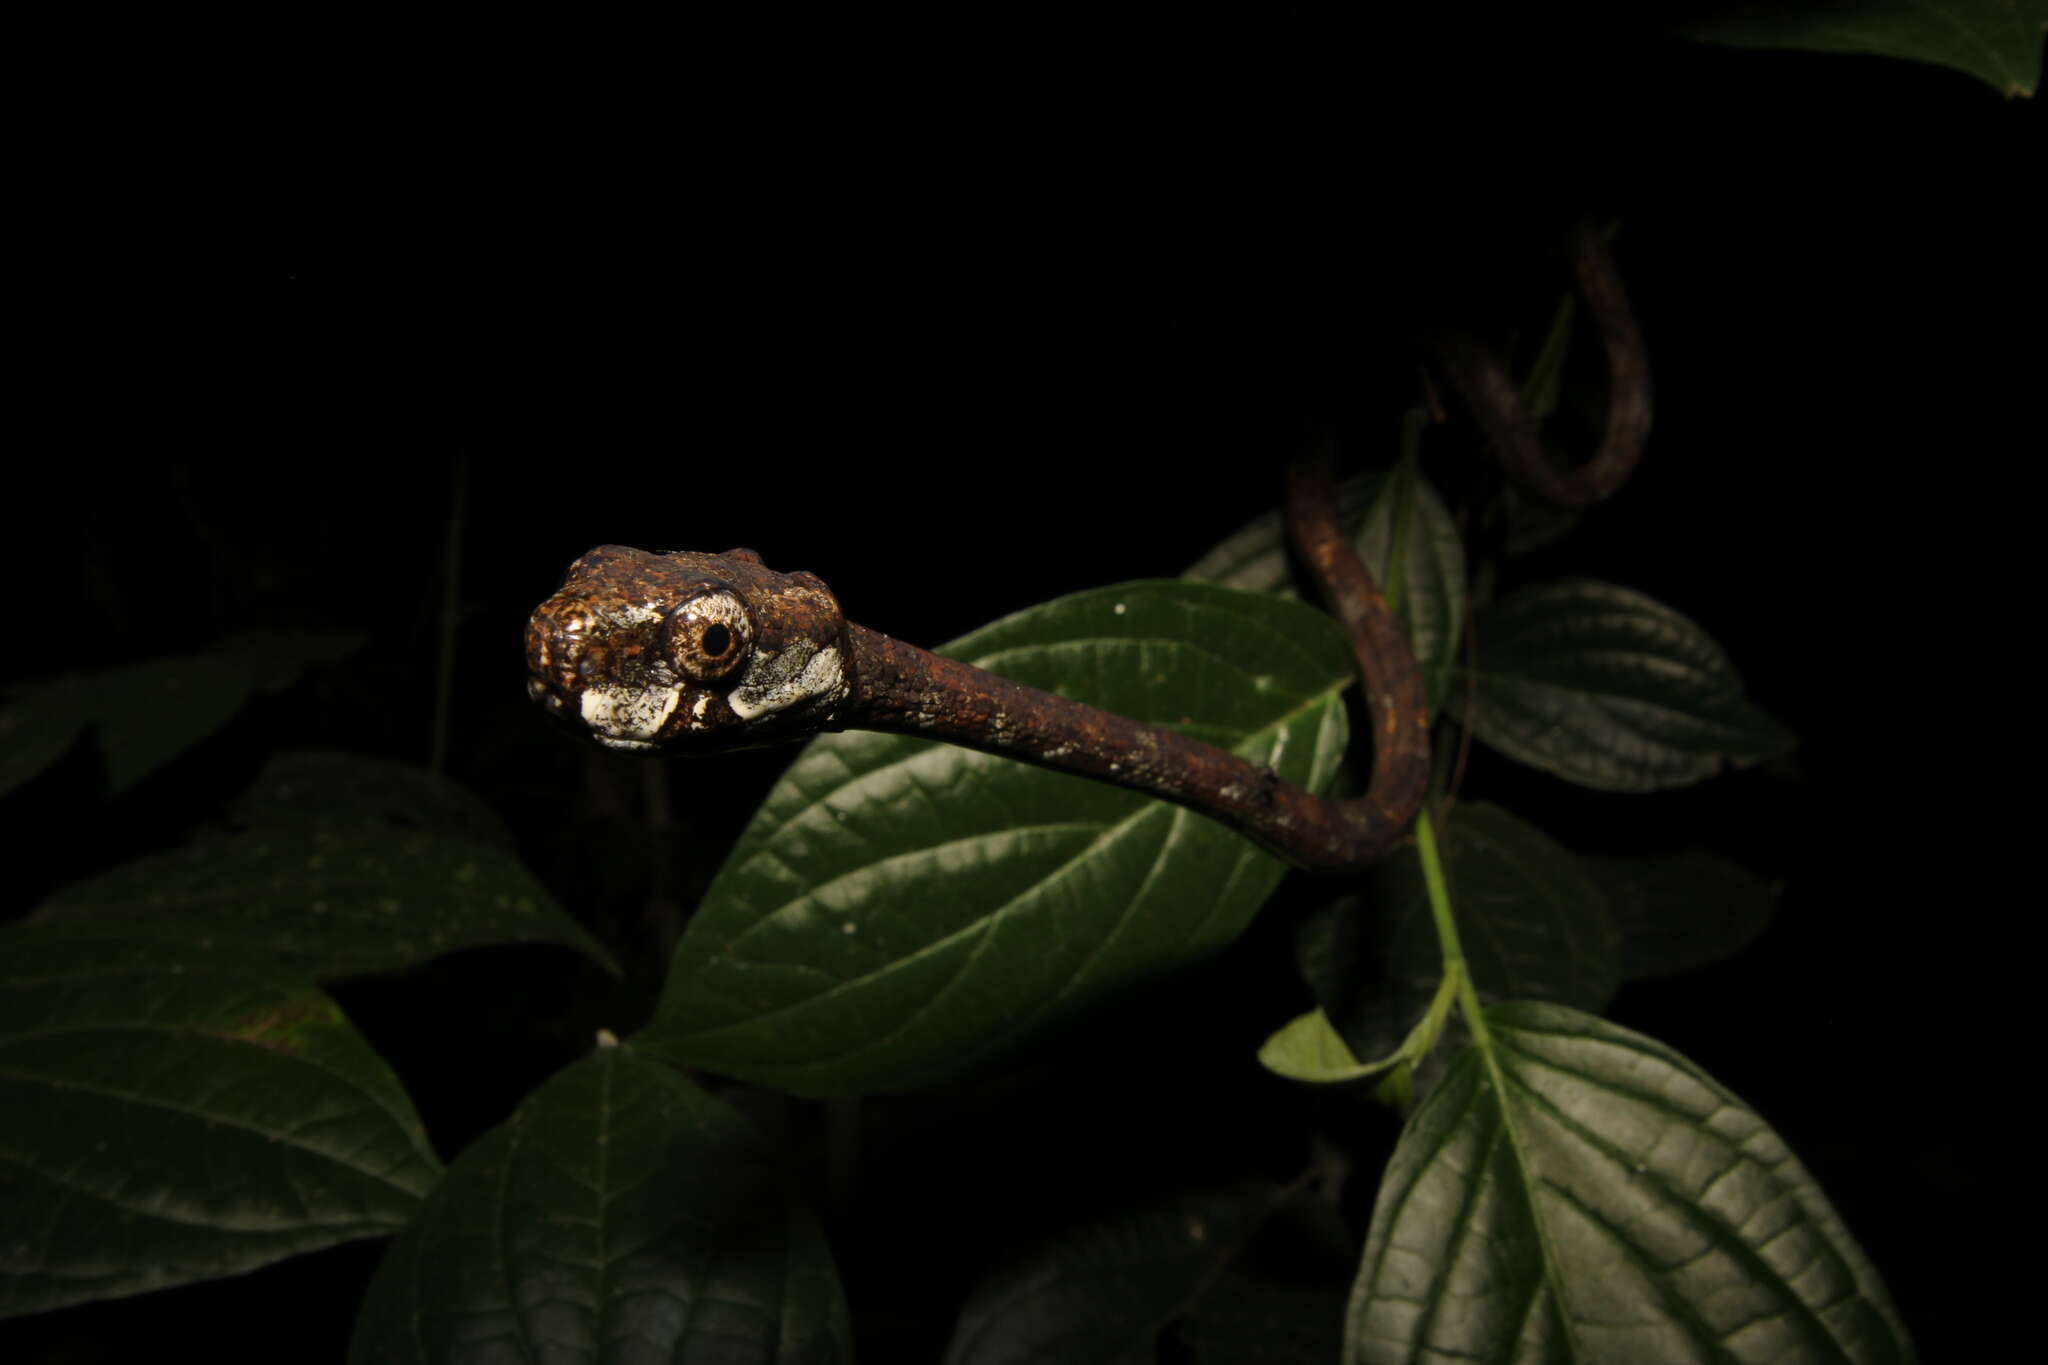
[701,624,731,657]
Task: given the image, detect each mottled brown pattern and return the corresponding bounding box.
[526,546,853,753]
[525,449,1431,872]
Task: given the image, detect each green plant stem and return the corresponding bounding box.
[1413,808,1489,1048]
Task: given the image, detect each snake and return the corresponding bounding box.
[524,447,1431,872]
[522,223,1651,871]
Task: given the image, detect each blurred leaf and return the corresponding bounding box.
[1667,0,2045,98]
[1459,578,1793,791]
[1520,289,1579,421]
[350,1044,850,1365]
[214,628,368,694]
[0,677,89,797]
[1346,1002,1913,1364]
[1500,484,1587,557]
[1298,804,1618,1088]
[33,818,617,980]
[1181,1268,1348,1365]
[229,749,518,849]
[0,925,441,1318]
[1186,467,1466,708]
[87,656,254,793]
[642,582,1352,1096]
[1492,290,1595,555]
[0,630,367,797]
[946,1182,1273,1365]
[1587,848,1780,979]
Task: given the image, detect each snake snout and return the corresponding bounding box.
[524,606,592,713]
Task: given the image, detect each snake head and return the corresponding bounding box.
[525,546,853,753]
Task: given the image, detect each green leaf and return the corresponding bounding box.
[87,656,254,793]
[1501,486,1587,558]
[1667,0,2045,99]
[1356,472,1466,711]
[1183,474,1380,592]
[1586,849,1780,980]
[0,631,368,797]
[1299,804,1619,1081]
[214,628,368,694]
[1185,470,1467,709]
[349,1044,851,1365]
[642,581,1352,1096]
[1260,1007,1386,1083]
[1259,966,1457,1086]
[227,749,519,849]
[1520,289,1579,422]
[1459,579,1793,791]
[0,677,89,798]
[945,1182,1272,1365]
[0,925,442,1318]
[1180,1269,1348,1365]
[1177,1190,1356,1363]
[32,818,618,980]
[1346,1002,1913,1364]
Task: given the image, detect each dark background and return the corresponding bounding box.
[11,3,2039,1359]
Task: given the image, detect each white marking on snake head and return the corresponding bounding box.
[581,682,682,742]
[609,602,662,628]
[728,641,847,720]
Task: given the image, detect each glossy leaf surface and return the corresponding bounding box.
[1347,1002,1912,1364]
[1300,804,1618,1076]
[645,582,1352,1095]
[350,1045,850,1365]
[32,818,617,980]
[1460,579,1792,791]
[945,1182,1272,1365]
[0,926,441,1317]
[1668,0,2044,98]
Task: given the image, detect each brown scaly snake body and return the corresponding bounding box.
[526,228,1651,871]
[525,450,1431,872]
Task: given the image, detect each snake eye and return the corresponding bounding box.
[665,587,755,683]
